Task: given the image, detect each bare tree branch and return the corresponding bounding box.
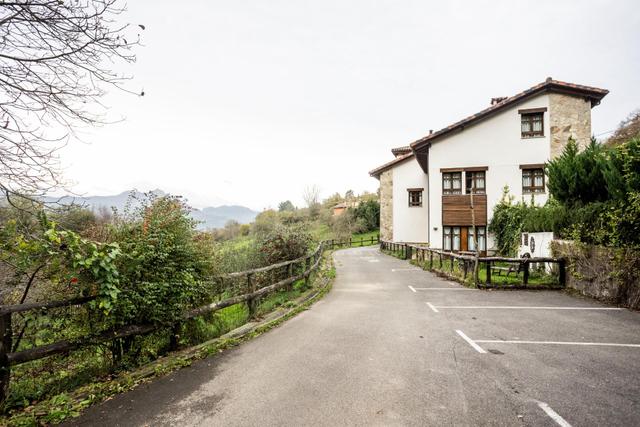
[0,0,142,198]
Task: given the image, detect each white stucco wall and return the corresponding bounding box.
[392,157,429,243]
[428,94,552,250]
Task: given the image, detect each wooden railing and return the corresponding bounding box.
[0,241,335,403]
[380,241,566,288]
[0,235,380,403]
[324,235,379,250]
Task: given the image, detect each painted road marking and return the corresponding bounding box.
[426,302,439,313]
[455,330,487,354]
[429,305,622,311]
[413,287,476,291]
[475,339,640,348]
[408,285,417,293]
[537,402,572,427]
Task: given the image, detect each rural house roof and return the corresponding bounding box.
[410,78,608,151]
[391,146,412,157]
[369,78,608,178]
[369,152,414,178]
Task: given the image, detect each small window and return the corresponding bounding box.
[521,112,544,138]
[465,171,486,194]
[442,172,462,195]
[408,189,423,207]
[443,226,461,251]
[468,226,487,252]
[522,168,545,193]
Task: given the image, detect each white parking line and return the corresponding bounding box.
[430,305,622,311]
[455,330,487,354]
[413,287,476,291]
[426,302,439,313]
[538,401,572,427]
[475,339,640,348]
[408,285,417,293]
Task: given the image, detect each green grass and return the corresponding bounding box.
[352,229,379,242]
[410,257,559,287]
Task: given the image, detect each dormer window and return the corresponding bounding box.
[519,107,546,138]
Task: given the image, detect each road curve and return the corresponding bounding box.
[66,246,640,426]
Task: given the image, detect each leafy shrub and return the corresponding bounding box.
[257,224,313,264]
[353,199,380,232]
[546,138,609,207]
[103,195,216,326]
[331,210,365,240]
[490,137,640,253]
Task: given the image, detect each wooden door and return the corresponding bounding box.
[460,227,468,252]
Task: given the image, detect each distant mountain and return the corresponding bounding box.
[43,190,258,230]
[191,205,259,229]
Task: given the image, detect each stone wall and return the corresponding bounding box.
[551,240,640,309]
[548,93,592,158]
[379,169,393,241]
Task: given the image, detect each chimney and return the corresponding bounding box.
[491,97,507,106]
[429,129,433,135]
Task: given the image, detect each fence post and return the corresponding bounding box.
[349,238,352,247]
[247,273,257,319]
[377,234,380,243]
[287,262,294,291]
[169,323,180,351]
[439,252,442,269]
[304,256,311,287]
[450,254,454,273]
[0,313,12,405]
[360,237,364,247]
[486,260,492,284]
[429,250,434,270]
[522,260,530,285]
[558,259,566,287]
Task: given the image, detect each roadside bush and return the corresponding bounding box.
[103,195,216,327]
[353,199,380,232]
[257,224,313,264]
[331,210,365,241]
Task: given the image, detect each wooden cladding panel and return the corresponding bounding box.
[442,194,487,226]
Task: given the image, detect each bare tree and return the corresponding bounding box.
[302,184,320,208]
[0,0,142,202]
[302,184,321,218]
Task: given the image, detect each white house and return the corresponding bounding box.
[369,78,608,253]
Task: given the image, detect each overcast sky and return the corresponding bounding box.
[58,0,640,210]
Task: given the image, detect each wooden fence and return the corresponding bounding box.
[381,241,566,288]
[0,235,379,403]
[0,243,327,403]
[325,235,379,250]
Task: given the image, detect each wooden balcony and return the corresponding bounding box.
[442,194,487,226]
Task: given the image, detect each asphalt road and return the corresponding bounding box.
[67,246,640,426]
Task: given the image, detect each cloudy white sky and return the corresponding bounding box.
[58,0,640,210]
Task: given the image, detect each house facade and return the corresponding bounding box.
[369,78,608,253]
